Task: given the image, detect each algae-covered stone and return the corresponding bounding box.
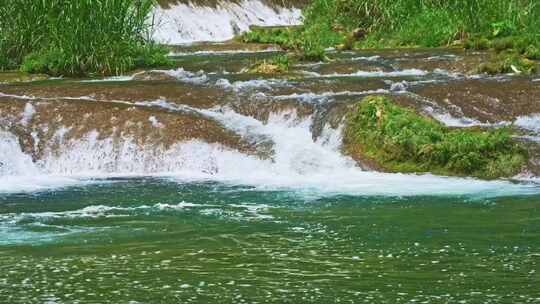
[475,51,537,75]
[247,55,290,74]
[343,95,527,179]
[0,71,48,83]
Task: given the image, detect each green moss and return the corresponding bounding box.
[20,50,67,75]
[344,96,526,179]
[525,46,540,60]
[464,37,491,50]
[489,37,516,51]
[475,51,537,75]
[240,27,301,50]
[247,54,290,74]
[239,24,338,62]
[0,71,48,83]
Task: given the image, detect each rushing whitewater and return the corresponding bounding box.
[152,0,302,44]
[0,103,538,197]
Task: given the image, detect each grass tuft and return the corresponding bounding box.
[248,54,291,74]
[241,0,540,62]
[475,51,537,75]
[344,96,527,179]
[0,0,171,76]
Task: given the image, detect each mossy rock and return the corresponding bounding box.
[343,96,527,179]
[464,36,490,50]
[247,55,290,74]
[0,71,48,83]
[240,27,300,50]
[475,51,537,75]
[525,46,540,60]
[247,62,286,74]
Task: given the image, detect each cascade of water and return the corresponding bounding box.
[151,0,302,44]
[1,104,537,196]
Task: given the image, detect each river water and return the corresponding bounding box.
[1,1,540,303]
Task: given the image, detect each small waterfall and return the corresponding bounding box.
[152,0,303,44]
[0,131,38,177]
[0,131,82,193]
[0,103,537,196]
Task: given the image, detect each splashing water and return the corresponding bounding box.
[1,104,538,197]
[152,0,302,44]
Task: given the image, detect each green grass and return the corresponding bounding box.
[0,0,171,76]
[306,0,539,48]
[241,0,540,64]
[247,54,291,74]
[343,96,527,179]
[240,26,332,61]
[240,27,301,50]
[475,50,537,75]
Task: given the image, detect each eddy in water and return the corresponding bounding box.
[1,0,540,303]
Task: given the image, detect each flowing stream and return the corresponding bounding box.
[1,1,540,303]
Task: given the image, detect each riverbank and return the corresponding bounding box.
[0,0,171,76]
[241,0,540,74]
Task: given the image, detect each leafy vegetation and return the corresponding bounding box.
[241,0,540,66]
[240,26,330,61]
[241,27,300,50]
[344,96,526,179]
[0,0,170,76]
[247,54,291,74]
[475,51,537,75]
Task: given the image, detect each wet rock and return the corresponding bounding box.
[311,59,390,75]
[0,72,48,84]
[0,98,259,162]
[0,81,226,109]
[131,71,179,81]
[474,51,538,75]
[392,49,487,74]
[352,28,367,40]
[410,78,540,122]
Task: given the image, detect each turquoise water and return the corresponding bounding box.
[1,179,539,303]
[2,45,540,303]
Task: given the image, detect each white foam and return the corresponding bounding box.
[271,89,389,102]
[515,135,540,142]
[427,54,459,61]
[216,78,289,91]
[79,75,135,82]
[515,114,540,133]
[0,132,39,177]
[152,0,302,44]
[148,116,165,128]
[0,132,82,193]
[20,103,35,126]
[406,93,510,128]
[0,202,273,228]
[0,92,38,100]
[429,111,509,128]
[1,107,538,197]
[160,68,209,84]
[0,91,96,102]
[168,48,280,56]
[350,56,381,61]
[309,69,428,78]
